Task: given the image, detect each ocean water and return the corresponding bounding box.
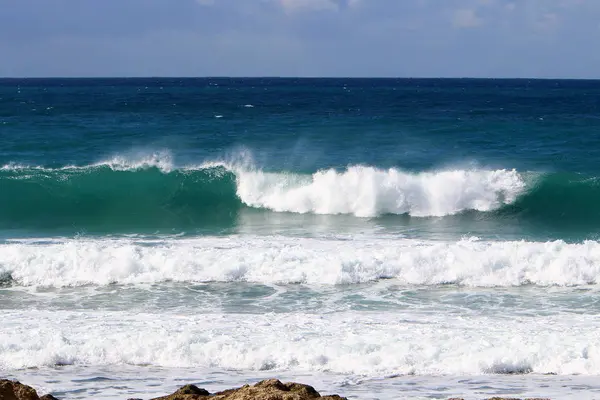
[2,78,600,399]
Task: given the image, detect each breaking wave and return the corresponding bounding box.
[1,153,600,232]
[3,236,600,287]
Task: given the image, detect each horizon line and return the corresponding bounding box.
[1,76,600,81]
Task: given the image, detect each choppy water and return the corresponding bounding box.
[2,78,600,399]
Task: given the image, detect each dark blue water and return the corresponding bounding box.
[2,78,600,240]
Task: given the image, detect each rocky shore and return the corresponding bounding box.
[0,378,550,400]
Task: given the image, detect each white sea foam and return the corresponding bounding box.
[2,308,600,376]
[234,166,526,217]
[2,237,600,287]
[0,162,32,171]
[93,150,175,172]
[0,151,176,173]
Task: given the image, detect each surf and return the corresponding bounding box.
[0,157,524,230]
[2,155,600,234]
[3,236,600,287]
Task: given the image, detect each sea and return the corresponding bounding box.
[1,78,600,400]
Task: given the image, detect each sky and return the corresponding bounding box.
[0,0,599,78]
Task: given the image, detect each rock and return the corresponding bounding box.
[0,380,59,400]
[151,379,346,400]
[486,398,520,400]
[150,383,211,400]
[213,379,345,400]
[0,379,556,400]
[0,380,40,400]
[174,385,210,396]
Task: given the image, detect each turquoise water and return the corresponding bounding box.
[2,78,600,239]
[3,78,600,399]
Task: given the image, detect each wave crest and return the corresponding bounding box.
[5,153,600,233]
[236,166,525,217]
[0,156,529,233]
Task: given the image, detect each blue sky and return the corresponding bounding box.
[1,0,599,78]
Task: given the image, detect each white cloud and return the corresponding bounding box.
[452,9,483,28]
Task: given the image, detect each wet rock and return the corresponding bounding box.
[212,379,345,400]
[175,385,210,396]
[0,379,556,400]
[151,379,346,400]
[150,383,211,400]
[0,380,40,400]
